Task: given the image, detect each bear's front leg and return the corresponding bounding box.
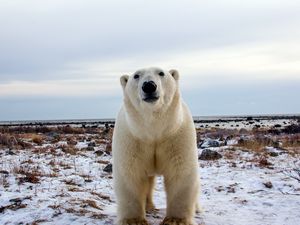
[161,168,199,225]
[114,171,150,225]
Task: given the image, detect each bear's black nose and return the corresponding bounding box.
[142,81,157,94]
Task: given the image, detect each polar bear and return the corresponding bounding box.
[112,67,199,225]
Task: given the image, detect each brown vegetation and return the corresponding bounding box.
[31,134,44,145]
[0,133,32,149]
[13,165,41,184]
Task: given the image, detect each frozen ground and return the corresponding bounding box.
[195,119,291,130]
[0,119,299,225]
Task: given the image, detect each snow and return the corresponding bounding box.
[75,141,89,149]
[199,148,300,225]
[1,121,300,225]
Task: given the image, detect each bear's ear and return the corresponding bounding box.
[120,75,129,89]
[169,69,179,81]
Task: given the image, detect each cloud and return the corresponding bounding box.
[0,39,299,98]
[0,0,299,119]
[0,78,120,97]
[0,0,299,82]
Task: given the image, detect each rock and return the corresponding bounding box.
[197,140,204,148]
[7,149,16,155]
[269,152,279,157]
[0,170,9,175]
[86,146,94,151]
[199,149,222,160]
[263,181,273,189]
[283,124,300,134]
[95,150,104,156]
[88,142,96,147]
[104,123,110,133]
[87,137,92,142]
[103,163,113,173]
[200,139,220,148]
[272,141,282,148]
[48,132,60,139]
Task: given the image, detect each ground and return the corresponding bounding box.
[0,117,299,225]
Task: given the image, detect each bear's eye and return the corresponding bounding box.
[134,74,140,79]
[158,71,165,77]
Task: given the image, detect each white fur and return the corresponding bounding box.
[112,67,199,225]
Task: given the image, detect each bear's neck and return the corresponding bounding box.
[124,91,183,143]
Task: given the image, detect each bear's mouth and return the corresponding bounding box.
[143,95,160,103]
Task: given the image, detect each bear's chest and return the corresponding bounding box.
[139,143,168,176]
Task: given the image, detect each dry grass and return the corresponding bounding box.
[281,134,300,148]
[64,207,90,216]
[0,133,32,149]
[61,145,78,155]
[31,134,44,145]
[81,199,102,210]
[234,133,300,154]
[17,170,41,184]
[57,161,73,169]
[31,219,49,225]
[258,157,273,168]
[58,125,85,134]
[90,192,112,202]
[0,133,15,147]
[236,138,270,152]
[0,200,27,213]
[105,143,112,153]
[68,186,84,192]
[96,160,110,164]
[48,198,106,219]
[12,162,44,184]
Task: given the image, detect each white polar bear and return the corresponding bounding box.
[112,67,200,225]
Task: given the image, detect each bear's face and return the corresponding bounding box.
[120,67,179,112]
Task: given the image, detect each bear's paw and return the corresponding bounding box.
[121,218,149,225]
[160,217,195,225]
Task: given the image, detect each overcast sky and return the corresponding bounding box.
[0,0,300,120]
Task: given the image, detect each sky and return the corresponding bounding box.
[0,0,300,120]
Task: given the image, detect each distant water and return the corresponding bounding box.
[0,114,299,126]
